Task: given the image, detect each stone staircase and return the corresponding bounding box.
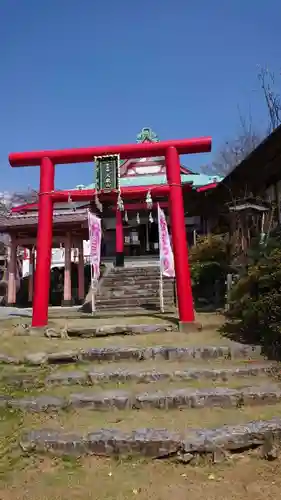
[1,318,281,464]
[95,265,176,311]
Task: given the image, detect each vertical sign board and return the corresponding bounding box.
[95,155,119,191]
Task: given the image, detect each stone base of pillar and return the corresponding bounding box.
[7,302,17,307]
[115,252,124,267]
[62,299,74,307]
[76,298,84,305]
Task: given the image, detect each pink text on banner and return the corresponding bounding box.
[88,211,102,280]
[157,204,175,278]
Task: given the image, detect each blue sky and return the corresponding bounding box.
[1,0,280,191]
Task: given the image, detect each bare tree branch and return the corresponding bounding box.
[257,66,281,132]
[11,186,38,205]
[0,188,38,215]
[203,111,262,176]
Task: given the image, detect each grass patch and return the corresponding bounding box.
[27,374,276,397]
[55,358,268,372]
[1,374,275,400]
[0,314,176,330]
[5,401,281,435]
[0,359,273,393]
[0,357,269,377]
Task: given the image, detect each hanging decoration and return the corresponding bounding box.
[146,190,153,224]
[67,193,76,212]
[117,191,124,211]
[124,210,128,223]
[94,192,103,212]
[136,212,140,225]
[145,190,153,210]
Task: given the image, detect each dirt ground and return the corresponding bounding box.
[0,455,281,500]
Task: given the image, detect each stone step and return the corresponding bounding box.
[96,301,174,313]
[20,417,281,460]
[95,303,175,311]
[94,306,177,313]
[98,266,176,311]
[99,282,174,291]
[46,363,277,386]
[0,344,262,366]
[14,322,177,339]
[95,305,174,312]
[65,322,177,338]
[103,271,174,278]
[3,384,281,412]
[97,289,174,300]
[101,286,174,294]
[102,275,174,282]
[109,267,162,275]
[95,297,175,308]
[101,276,174,288]
[1,362,274,389]
[1,362,271,389]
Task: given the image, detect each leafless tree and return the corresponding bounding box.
[203,111,262,177]
[0,188,38,215]
[257,66,281,132]
[0,188,38,257]
[11,189,38,206]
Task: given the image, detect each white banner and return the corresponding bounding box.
[88,211,102,280]
[157,204,175,278]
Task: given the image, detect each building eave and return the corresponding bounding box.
[208,124,281,204]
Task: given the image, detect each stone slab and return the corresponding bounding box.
[2,385,281,412]
[66,323,177,338]
[67,363,275,386]
[46,371,89,386]
[1,363,274,389]
[79,345,262,363]
[20,417,281,459]
[0,354,19,364]
[13,323,178,339]
[0,344,262,366]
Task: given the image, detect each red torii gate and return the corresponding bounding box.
[9,136,212,329]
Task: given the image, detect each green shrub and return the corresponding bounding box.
[224,247,281,356]
[190,234,229,264]
[190,234,230,307]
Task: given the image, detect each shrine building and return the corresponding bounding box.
[0,128,221,307]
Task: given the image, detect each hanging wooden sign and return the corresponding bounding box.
[95,154,120,192]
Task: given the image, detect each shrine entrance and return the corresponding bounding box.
[9,135,212,328]
[148,221,160,254]
[102,221,160,258]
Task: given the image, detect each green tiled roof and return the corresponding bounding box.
[77,173,222,190]
[74,127,222,191]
